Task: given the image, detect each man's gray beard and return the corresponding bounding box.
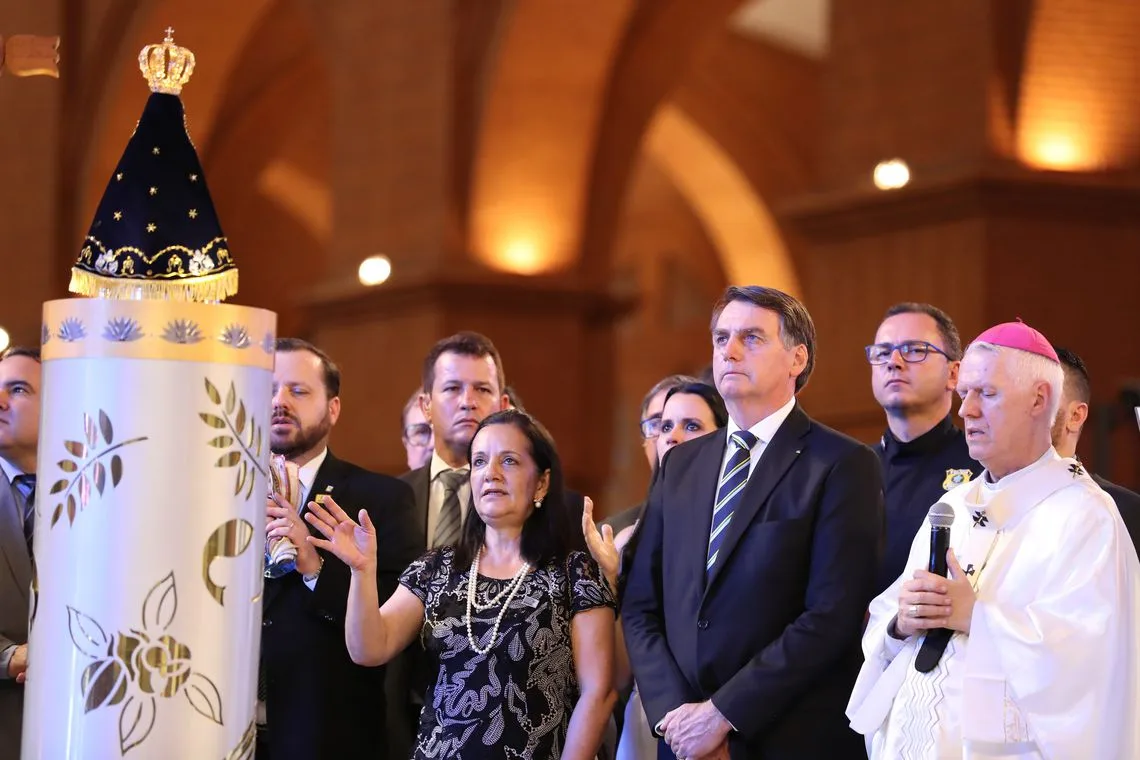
[271,413,333,460]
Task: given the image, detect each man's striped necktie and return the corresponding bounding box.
[432,469,469,548]
[706,430,757,577]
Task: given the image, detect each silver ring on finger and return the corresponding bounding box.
[909,604,920,618]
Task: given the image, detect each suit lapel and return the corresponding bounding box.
[0,475,31,605]
[408,465,431,540]
[302,451,349,531]
[678,430,728,591]
[703,405,811,594]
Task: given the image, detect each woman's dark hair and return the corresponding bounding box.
[661,382,729,430]
[454,409,570,568]
[618,383,728,604]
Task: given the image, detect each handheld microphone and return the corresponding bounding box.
[926,502,954,576]
[914,502,955,673]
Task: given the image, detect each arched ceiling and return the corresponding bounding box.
[644,105,799,295]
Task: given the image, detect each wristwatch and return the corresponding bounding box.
[302,556,325,584]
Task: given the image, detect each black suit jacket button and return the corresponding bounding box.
[697,619,709,630]
[262,619,273,628]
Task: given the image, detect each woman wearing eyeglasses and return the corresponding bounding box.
[583,381,729,760]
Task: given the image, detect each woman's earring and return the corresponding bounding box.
[534,498,543,509]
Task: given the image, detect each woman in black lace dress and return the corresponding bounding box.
[306,409,616,759]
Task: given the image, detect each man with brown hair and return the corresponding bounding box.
[259,338,419,760]
[867,303,980,592]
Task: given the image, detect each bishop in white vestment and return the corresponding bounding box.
[847,321,1140,760]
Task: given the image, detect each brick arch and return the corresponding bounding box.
[643,105,799,295]
[576,0,753,283]
[467,0,639,275]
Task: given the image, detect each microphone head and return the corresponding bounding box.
[928,502,955,529]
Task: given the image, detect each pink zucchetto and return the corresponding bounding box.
[971,319,1060,363]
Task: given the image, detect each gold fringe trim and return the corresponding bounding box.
[69,267,239,303]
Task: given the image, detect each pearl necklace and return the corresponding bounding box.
[465,548,530,656]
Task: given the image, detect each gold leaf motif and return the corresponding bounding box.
[224,720,257,760]
[81,658,128,713]
[67,494,76,522]
[51,504,63,527]
[119,695,156,754]
[142,572,177,631]
[99,409,114,445]
[59,460,78,473]
[234,402,246,436]
[255,425,262,457]
[67,605,111,658]
[78,473,91,508]
[111,455,123,486]
[84,414,98,447]
[207,435,235,449]
[215,451,241,468]
[225,382,236,415]
[202,519,254,605]
[245,469,256,500]
[199,413,226,429]
[204,378,221,405]
[234,460,246,496]
[183,672,223,725]
[49,479,67,494]
[93,461,107,496]
[65,440,87,458]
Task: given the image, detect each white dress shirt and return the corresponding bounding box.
[718,395,797,481]
[297,447,327,591]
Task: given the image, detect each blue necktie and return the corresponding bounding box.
[707,430,757,577]
[13,474,35,555]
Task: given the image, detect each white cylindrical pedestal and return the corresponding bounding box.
[23,299,275,759]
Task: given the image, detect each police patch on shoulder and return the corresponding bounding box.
[943,469,973,490]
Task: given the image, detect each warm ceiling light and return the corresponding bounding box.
[0,328,9,352]
[1024,134,1092,171]
[499,239,545,275]
[357,255,392,286]
[873,159,910,190]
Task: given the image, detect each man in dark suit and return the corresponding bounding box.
[259,339,419,760]
[1052,346,1140,551]
[622,286,884,760]
[390,331,511,758]
[0,347,41,756]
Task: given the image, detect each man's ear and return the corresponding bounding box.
[1067,401,1090,436]
[420,392,432,423]
[946,360,960,392]
[328,395,341,425]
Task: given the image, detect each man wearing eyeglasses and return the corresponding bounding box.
[867,303,980,592]
[400,389,433,471]
[604,374,699,535]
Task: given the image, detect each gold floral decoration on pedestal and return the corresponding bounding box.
[200,378,265,500]
[201,519,254,606]
[70,572,224,755]
[47,410,148,528]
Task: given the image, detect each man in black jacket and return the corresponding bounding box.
[258,338,419,760]
[867,303,980,592]
[1052,346,1140,552]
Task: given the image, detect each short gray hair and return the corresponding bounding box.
[966,341,1064,422]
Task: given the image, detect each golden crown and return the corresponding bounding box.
[138,27,195,96]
